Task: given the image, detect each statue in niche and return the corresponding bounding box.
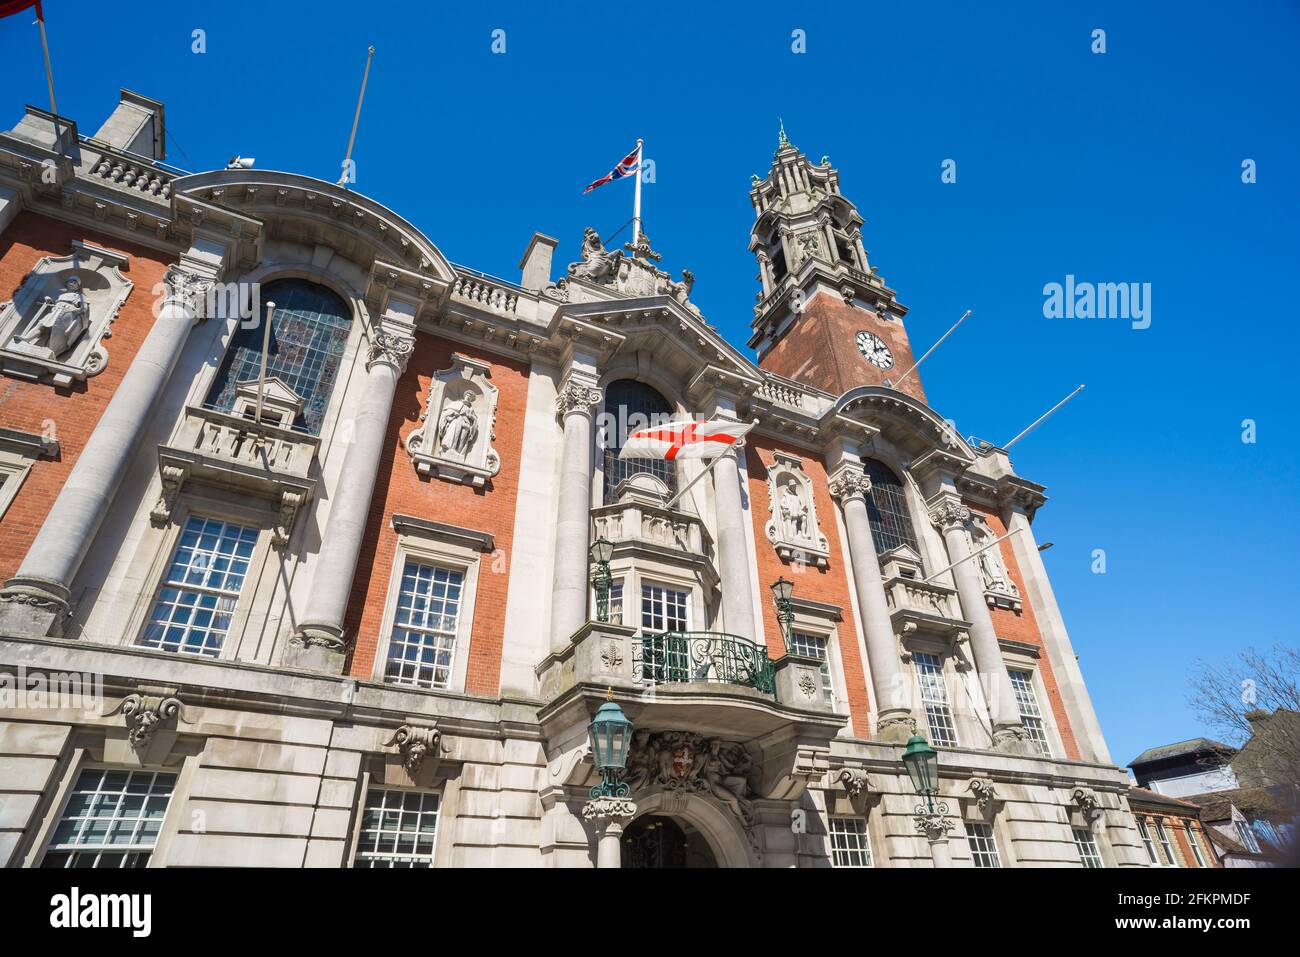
[16,275,89,357]
[436,390,479,459]
[778,478,810,541]
[568,227,622,284]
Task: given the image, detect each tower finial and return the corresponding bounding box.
[778,118,789,149]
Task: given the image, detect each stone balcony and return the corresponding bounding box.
[880,546,971,641]
[590,473,718,588]
[153,392,319,545]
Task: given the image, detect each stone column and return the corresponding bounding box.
[929,500,1029,753]
[0,267,210,637]
[712,445,757,641]
[548,377,601,652]
[828,467,914,742]
[582,798,636,868]
[1003,504,1112,764]
[286,328,414,672]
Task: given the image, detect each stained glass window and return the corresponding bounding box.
[204,278,351,435]
[863,459,919,554]
[601,379,678,504]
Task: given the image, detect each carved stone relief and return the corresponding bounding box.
[968,513,1022,610]
[624,730,759,832]
[405,353,500,488]
[554,227,702,315]
[0,240,133,387]
[764,452,829,567]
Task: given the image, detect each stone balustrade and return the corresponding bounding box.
[450,272,519,314]
[590,498,713,563]
[90,153,174,199]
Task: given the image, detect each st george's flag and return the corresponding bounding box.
[619,419,754,462]
[583,143,641,194]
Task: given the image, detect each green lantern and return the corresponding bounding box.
[587,699,633,799]
[589,538,614,623]
[901,733,940,809]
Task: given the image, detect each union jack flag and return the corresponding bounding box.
[583,144,641,194]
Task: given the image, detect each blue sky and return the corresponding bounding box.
[4,1,1298,767]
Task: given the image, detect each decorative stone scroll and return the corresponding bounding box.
[0,240,132,387]
[405,353,500,488]
[109,693,183,748]
[764,452,830,568]
[1070,786,1103,823]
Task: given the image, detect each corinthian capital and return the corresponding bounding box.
[827,467,871,503]
[928,500,971,532]
[161,266,214,318]
[366,329,415,373]
[555,380,602,419]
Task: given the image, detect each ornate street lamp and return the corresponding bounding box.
[770,576,794,648]
[587,699,633,799]
[901,733,940,811]
[589,537,614,622]
[583,695,637,868]
[901,732,954,867]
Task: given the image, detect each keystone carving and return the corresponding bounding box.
[1070,786,1103,822]
[837,767,872,800]
[967,777,998,810]
[110,694,184,747]
[384,724,445,775]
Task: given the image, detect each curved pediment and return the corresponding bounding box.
[172,170,456,284]
[831,385,976,466]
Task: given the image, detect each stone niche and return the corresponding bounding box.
[763,452,829,568]
[0,240,133,387]
[405,353,500,487]
[968,512,1022,611]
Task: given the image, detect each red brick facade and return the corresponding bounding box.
[758,292,927,404]
[0,211,168,581]
[745,441,872,736]
[341,335,529,697]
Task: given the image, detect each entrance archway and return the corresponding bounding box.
[621,815,718,868]
[621,791,757,868]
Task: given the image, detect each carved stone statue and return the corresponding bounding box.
[778,479,809,540]
[703,740,757,826]
[17,275,89,357]
[437,390,479,459]
[568,227,623,284]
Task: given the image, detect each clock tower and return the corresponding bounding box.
[747,129,926,403]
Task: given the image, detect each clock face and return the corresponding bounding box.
[856,331,894,370]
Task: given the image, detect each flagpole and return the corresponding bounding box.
[337,45,375,187]
[660,419,759,511]
[632,138,643,247]
[35,3,57,115]
[1003,384,1085,450]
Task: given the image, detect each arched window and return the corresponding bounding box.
[601,379,677,504]
[204,278,351,435]
[864,459,919,554]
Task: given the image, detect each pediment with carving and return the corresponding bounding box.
[405,353,501,487]
[0,241,133,387]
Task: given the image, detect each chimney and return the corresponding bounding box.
[518,232,559,290]
[92,90,166,161]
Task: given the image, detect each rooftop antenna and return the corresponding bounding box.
[337,45,375,187]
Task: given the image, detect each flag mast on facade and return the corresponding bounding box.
[2,0,58,115]
[583,139,644,246]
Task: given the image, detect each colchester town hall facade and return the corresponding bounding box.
[0,90,1149,869]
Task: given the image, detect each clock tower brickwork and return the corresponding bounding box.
[746,131,927,403]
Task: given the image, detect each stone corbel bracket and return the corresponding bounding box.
[967,776,999,811]
[383,723,448,776]
[1070,786,1103,822]
[836,766,875,813]
[106,693,186,748]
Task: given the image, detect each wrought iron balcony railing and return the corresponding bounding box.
[633,631,776,695]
